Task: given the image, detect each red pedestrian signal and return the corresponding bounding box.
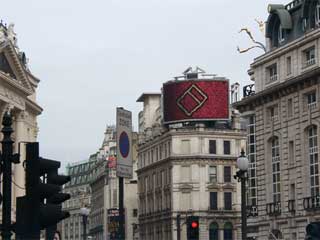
[191,221,198,229]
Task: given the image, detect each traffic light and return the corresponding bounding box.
[306,222,320,240]
[16,142,71,239]
[187,216,199,240]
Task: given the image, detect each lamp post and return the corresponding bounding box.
[235,149,249,240]
[80,207,90,240]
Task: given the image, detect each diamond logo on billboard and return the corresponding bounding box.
[176,84,208,116]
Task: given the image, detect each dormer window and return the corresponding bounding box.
[278,25,285,43]
[316,3,320,26]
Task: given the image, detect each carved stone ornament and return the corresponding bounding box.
[7,23,18,49]
[0,25,6,43]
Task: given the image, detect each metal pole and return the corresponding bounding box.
[241,171,247,240]
[177,214,181,240]
[83,215,87,240]
[119,177,125,239]
[1,112,14,240]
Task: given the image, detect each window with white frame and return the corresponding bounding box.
[303,46,316,67]
[306,91,317,110]
[309,126,319,197]
[268,104,279,121]
[247,115,257,206]
[209,166,217,183]
[271,137,281,203]
[267,64,278,82]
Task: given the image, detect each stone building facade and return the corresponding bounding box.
[0,22,42,221]
[137,72,246,240]
[234,1,320,239]
[89,125,139,240]
[61,156,97,240]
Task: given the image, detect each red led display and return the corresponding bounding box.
[163,80,229,124]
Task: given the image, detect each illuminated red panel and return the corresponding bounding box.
[163,80,229,124]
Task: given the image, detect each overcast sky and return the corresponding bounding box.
[2,0,288,169]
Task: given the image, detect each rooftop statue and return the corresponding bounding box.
[7,23,18,49]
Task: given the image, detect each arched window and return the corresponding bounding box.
[308,126,319,196]
[223,222,233,240]
[209,222,219,240]
[271,137,281,202]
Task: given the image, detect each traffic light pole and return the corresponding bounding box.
[176,214,181,240]
[1,112,14,240]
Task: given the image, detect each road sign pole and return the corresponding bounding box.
[119,177,125,239]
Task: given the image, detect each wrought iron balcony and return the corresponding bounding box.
[246,205,258,217]
[266,202,281,216]
[288,200,295,212]
[243,84,255,98]
[303,195,320,210]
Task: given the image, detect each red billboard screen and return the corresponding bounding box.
[163,80,229,124]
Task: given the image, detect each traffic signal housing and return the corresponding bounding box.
[16,142,71,239]
[306,222,320,240]
[187,216,199,240]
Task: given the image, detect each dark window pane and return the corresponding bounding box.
[210,192,218,210]
[209,140,216,154]
[224,141,231,155]
[224,192,232,210]
[224,166,231,183]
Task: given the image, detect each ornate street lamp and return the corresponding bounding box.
[235,149,249,240]
[80,207,90,240]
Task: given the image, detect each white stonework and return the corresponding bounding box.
[137,93,246,240]
[235,2,320,239]
[89,126,139,240]
[0,25,42,224]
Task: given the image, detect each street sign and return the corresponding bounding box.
[107,208,125,240]
[116,107,133,178]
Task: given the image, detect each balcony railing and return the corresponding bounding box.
[269,75,278,82]
[246,205,258,217]
[306,58,316,67]
[288,200,295,212]
[243,84,255,98]
[303,195,320,210]
[266,202,281,216]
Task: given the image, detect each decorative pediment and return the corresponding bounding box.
[0,41,33,95]
[179,183,193,193]
[207,183,220,190]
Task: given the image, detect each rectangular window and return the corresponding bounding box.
[210,192,218,210]
[209,166,217,183]
[287,56,292,75]
[268,105,279,121]
[209,140,216,154]
[307,92,317,110]
[181,140,191,154]
[289,141,294,166]
[224,192,232,210]
[288,98,293,117]
[304,47,316,67]
[224,166,231,183]
[267,64,278,82]
[224,141,231,155]
[317,4,320,25]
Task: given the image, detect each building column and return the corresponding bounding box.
[13,110,28,199]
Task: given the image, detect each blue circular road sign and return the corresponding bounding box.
[119,131,130,158]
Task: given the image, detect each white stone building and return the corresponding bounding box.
[136,71,246,240]
[234,1,320,239]
[0,21,42,221]
[89,126,139,240]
